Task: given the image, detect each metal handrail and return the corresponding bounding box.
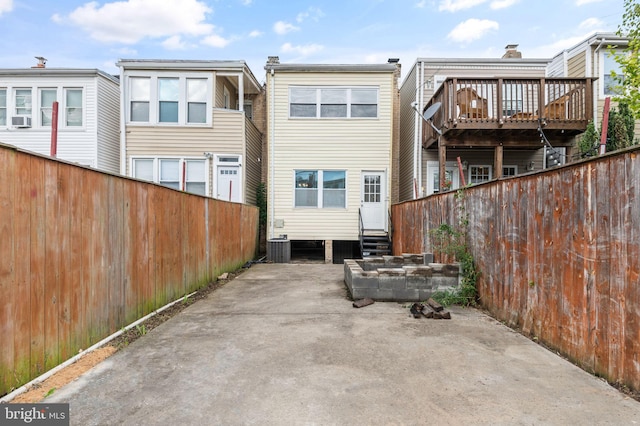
[358,208,364,256]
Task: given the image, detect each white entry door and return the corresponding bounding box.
[361,171,386,230]
[217,166,241,202]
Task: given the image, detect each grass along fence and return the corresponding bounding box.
[0,144,258,396]
[392,146,640,392]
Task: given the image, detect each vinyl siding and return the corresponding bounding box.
[244,116,262,205]
[567,52,586,78]
[96,75,121,174]
[268,71,394,241]
[399,60,547,199]
[0,75,103,169]
[399,64,418,201]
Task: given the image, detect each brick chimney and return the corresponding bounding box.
[502,44,522,59]
[33,56,47,68]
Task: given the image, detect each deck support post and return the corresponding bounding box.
[494,145,503,179]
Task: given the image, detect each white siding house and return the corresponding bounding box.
[0,63,120,173]
[264,57,400,263]
[117,59,264,204]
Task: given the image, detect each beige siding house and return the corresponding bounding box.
[399,47,549,200]
[118,60,264,204]
[548,32,639,138]
[264,57,400,263]
[0,60,120,173]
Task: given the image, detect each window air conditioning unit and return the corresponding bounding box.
[12,116,32,128]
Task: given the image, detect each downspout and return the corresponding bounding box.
[269,68,275,239]
[418,61,425,197]
[413,64,419,199]
[119,65,127,175]
[592,37,616,130]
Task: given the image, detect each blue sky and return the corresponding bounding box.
[0,0,624,83]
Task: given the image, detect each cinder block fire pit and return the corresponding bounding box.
[344,254,461,302]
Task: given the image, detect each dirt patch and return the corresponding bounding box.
[6,269,246,403]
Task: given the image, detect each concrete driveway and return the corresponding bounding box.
[48,263,640,425]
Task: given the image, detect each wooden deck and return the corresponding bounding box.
[422,77,595,149]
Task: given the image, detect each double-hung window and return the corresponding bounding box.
[294,170,346,208]
[159,78,179,123]
[290,87,378,119]
[40,89,57,126]
[65,89,83,127]
[130,77,150,122]
[0,89,6,126]
[187,79,207,123]
[15,89,32,116]
[603,51,623,96]
[132,157,207,196]
[127,74,211,125]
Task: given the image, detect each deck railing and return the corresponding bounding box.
[423,77,594,145]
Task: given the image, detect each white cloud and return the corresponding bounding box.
[201,33,231,48]
[273,21,300,35]
[162,35,187,50]
[0,0,13,16]
[447,18,499,43]
[439,0,487,12]
[241,0,252,5]
[281,42,324,56]
[490,0,519,9]
[296,7,324,23]
[61,0,214,44]
[248,30,263,38]
[415,0,428,7]
[579,17,604,31]
[576,0,603,5]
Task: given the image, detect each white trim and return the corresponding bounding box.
[130,155,209,196]
[123,71,213,126]
[214,154,243,202]
[288,86,379,119]
[292,169,347,209]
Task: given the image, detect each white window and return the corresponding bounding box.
[132,157,207,196]
[603,51,622,96]
[40,89,57,127]
[159,159,180,189]
[187,79,207,123]
[469,166,492,184]
[65,89,83,127]
[243,101,253,120]
[289,87,378,119]
[294,170,346,208]
[130,77,150,122]
[126,73,211,125]
[0,89,6,126]
[15,88,32,116]
[159,78,179,123]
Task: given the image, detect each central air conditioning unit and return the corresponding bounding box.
[12,116,32,128]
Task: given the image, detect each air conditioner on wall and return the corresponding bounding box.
[12,116,32,128]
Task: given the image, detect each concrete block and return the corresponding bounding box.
[392,289,420,301]
[402,254,424,264]
[444,263,461,277]
[419,289,436,300]
[407,275,433,290]
[379,274,406,290]
[423,253,434,264]
[428,263,445,273]
[351,274,380,289]
[372,289,395,301]
[383,256,404,267]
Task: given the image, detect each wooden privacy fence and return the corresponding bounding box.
[0,144,258,396]
[392,146,640,391]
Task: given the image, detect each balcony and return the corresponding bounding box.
[422,77,595,149]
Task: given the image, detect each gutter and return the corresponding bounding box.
[269,68,275,240]
[119,65,126,175]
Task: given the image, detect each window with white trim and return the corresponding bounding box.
[469,166,492,184]
[0,89,7,126]
[294,170,346,208]
[603,51,622,96]
[132,157,207,196]
[130,77,150,122]
[125,73,211,125]
[159,78,179,123]
[40,89,57,126]
[65,88,83,126]
[15,88,32,116]
[503,166,518,177]
[289,87,378,119]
